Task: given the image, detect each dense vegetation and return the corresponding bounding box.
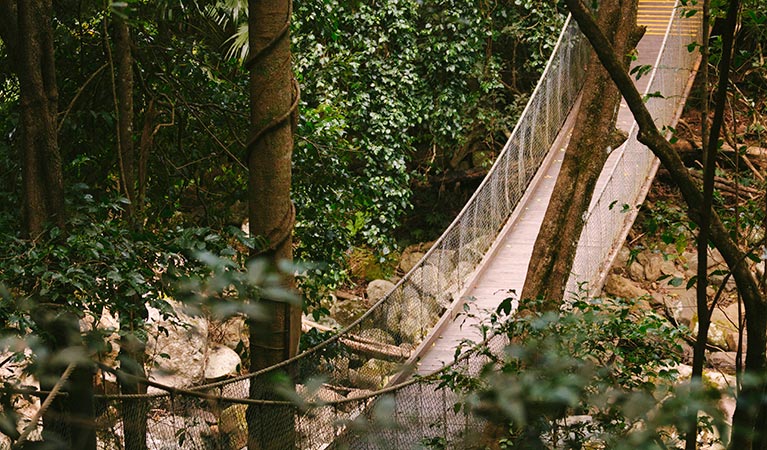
[0,0,563,303]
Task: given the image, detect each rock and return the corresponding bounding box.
[331,298,368,326]
[367,279,395,303]
[665,287,696,327]
[708,352,738,374]
[428,248,458,273]
[384,285,440,343]
[358,328,396,345]
[681,250,697,266]
[298,385,345,404]
[79,308,121,367]
[628,261,645,282]
[204,344,241,381]
[399,242,435,273]
[720,396,737,424]
[399,250,425,274]
[703,370,736,392]
[146,301,209,392]
[615,246,631,266]
[410,265,447,304]
[725,331,746,355]
[209,316,247,351]
[350,360,399,389]
[644,253,664,281]
[219,404,247,450]
[603,274,650,299]
[659,258,678,276]
[707,305,740,350]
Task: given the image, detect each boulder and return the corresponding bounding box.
[603,274,650,299]
[204,344,241,381]
[209,316,247,352]
[385,286,439,343]
[614,246,631,267]
[367,279,395,303]
[219,404,247,450]
[644,253,664,282]
[628,261,645,282]
[399,249,425,274]
[358,328,396,345]
[708,352,738,374]
[331,298,368,326]
[659,258,679,276]
[146,301,209,392]
[350,359,398,389]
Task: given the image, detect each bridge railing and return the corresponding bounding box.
[29,4,702,449]
[88,13,590,450]
[567,0,702,296]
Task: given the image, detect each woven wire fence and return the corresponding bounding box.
[566,0,703,297]
[61,14,590,450]
[5,5,702,449]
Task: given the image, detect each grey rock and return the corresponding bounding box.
[367,279,396,303]
[209,316,247,351]
[146,301,209,392]
[399,250,425,274]
[204,344,241,381]
[659,258,678,276]
[358,328,396,345]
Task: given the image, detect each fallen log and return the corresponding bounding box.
[301,319,411,362]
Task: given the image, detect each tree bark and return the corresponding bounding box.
[33,309,96,450]
[1,0,65,237]
[114,15,137,222]
[521,0,642,307]
[562,0,767,447]
[246,0,300,448]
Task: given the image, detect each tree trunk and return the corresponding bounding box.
[246,0,300,448]
[114,15,137,222]
[117,327,149,450]
[1,0,65,237]
[562,1,767,447]
[521,0,642,307]
[33,309,96,450]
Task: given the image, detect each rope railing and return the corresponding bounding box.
[566,0,703,297]
[66,15,588,449]
[3,3,702,448]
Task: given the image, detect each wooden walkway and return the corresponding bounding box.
[410,0,679,375]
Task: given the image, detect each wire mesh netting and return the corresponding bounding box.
[3,3,702,449]
[566,1,703,297]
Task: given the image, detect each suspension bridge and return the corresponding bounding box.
[13,0,702,448]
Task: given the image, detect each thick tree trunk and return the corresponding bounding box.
[2,0,66,237]
[246,0,300,448]
[521,0,641,307]
[562,1,767,447]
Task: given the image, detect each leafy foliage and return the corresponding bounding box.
[0,189,258,345]
[290,0,565,295]
[437,297,725,449]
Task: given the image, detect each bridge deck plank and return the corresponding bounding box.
[412,3,673,375]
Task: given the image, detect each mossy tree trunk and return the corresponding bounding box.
[521,0,643,307]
